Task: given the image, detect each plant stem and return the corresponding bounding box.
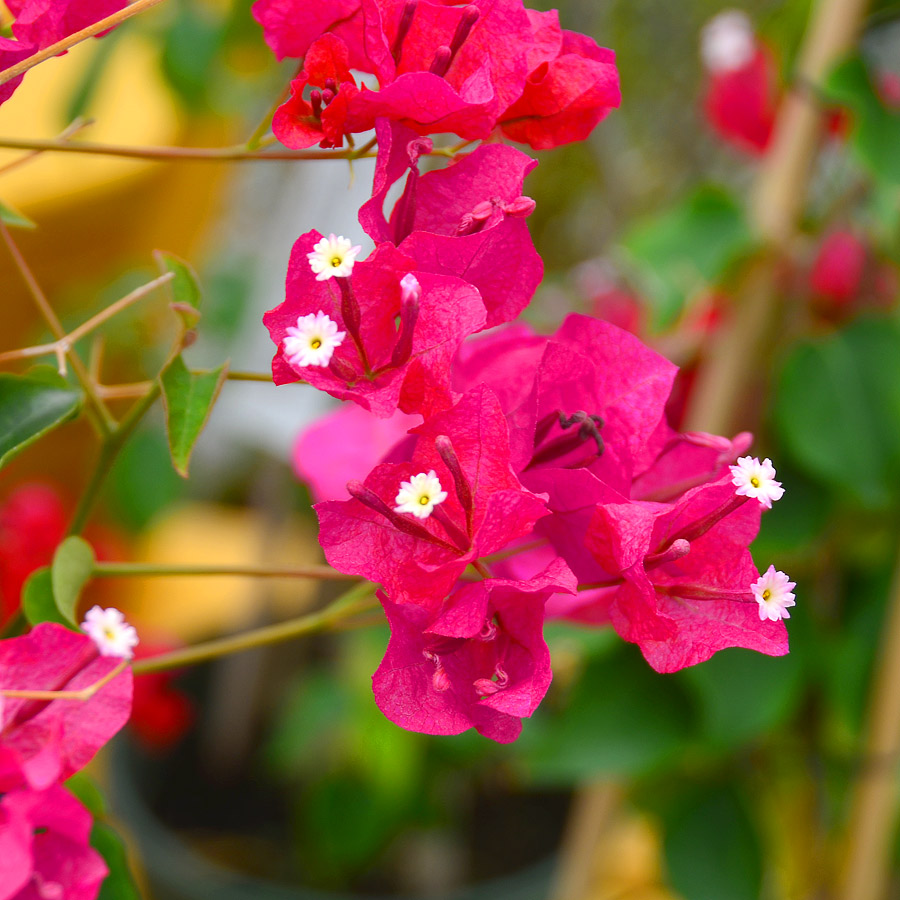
[0,117,92,177]
[0,0,168,87]
[0,272,173,366]
[132,585,377,675]
[683,0,871,436]
[0,660,128,701]
[93,562,357,580]
[67,381,161,535]
[838,548,900,900]
[0,221,116,434]
[0,136,376,163]
[96,370,272,399]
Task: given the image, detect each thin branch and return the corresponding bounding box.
[0,272,173,367]
[0,221,116,433]
[0,117,92,177]
[0,136,376,163]
[0,660,128,701]
[0,0,168,87]
[132,587,377,675]
[96,370,273,400]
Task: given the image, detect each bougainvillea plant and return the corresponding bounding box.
[3,0,862,895]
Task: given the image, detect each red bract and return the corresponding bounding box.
[499,10,620,149]
[0,38,32,106]
[703,46,777,155]
[316,385,549,606]
[583,476,788,672]
[0,484,67,627]
[0,785,107,900]
[373,559,574,742]
[263,231,486,417]
[0,623,132,792]
[7,0,126,48]
[361,121,543,326]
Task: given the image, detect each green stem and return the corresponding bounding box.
[93,562,357,580]
[131,583,378,675]
[67,382,161,535]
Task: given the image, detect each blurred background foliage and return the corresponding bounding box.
[3,0,900,898]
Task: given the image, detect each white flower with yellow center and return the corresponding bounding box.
[283,311,346,367]
[394,470,448,520]
[751,566,796,622]
[729,455,784,508]
[307,233,362,281]
[81,606,139,659]
[701,10,756,73]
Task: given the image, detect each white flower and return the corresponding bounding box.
[81,606,139,659]
[394,470,448,519]
[701,10,756,73]
[283,311,346,368]
[307,233,362,280]
[729,456,784,508]
[751,566,796,622]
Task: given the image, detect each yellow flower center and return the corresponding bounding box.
[331,255,343,267]
[750,476,760,488]
[762,589,771,601]
[104,627,115,640]
[310,338,322,349]
[419,495,430,505]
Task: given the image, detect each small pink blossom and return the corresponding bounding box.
[752,565,796,621]
[729,455,784,508]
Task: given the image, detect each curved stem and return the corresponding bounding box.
[131,584,377,675]
[0,660,128,701]
[0,0,168,87]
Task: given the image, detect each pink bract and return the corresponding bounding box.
[263,231,486,418]
[372,559,574,742]
[293,404,421,502]
[0,785,107,900]
[0,623,133,792]
[316,385,549,606]
[7,0,127,50]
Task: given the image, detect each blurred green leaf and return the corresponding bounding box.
[0,199,36,229]
[525,645,694,782]
[66,772,107,818]
[51,536,95,625]
[774,316,900,508]
[825,57,900,185]
[678,648,803,748]
[663,785,762,900]
[0,372,82,470]
[160,2,224,111]
[92,823,141,900]
[154,251,202,330]
[621,185,752,328]
[106,425,184,531]
[160,356,229,477]
[22,567,73,629]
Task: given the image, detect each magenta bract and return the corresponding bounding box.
[0,623,133,792]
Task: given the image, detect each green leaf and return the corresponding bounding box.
[0,372,82,470]
[663,785,762,900]
[159,356,229,477]
[51,536,95,625]
[620,185,753,329]
[22,567,74,628]
[154,250,202,329]
[524,645,694,781]
[0,199,36,229]
[65,772,107,818]
[92,823,142,900]
[824,57,900,185]
[773,316,900,508]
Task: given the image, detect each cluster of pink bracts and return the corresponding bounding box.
[260,1,795,743]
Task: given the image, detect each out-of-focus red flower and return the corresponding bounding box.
[700,11,777,156]
[0,485,67,627]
